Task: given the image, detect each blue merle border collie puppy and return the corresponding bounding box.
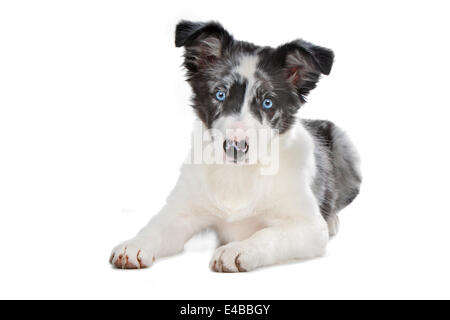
[110,21,361,272]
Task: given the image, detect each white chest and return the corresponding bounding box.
[201,164,270,222]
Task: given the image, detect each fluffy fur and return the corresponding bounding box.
[110,21,361,272]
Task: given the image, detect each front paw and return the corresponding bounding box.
[210,242,259,273]
[109,241,155,269]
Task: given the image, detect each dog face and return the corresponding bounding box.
[175,21,334,162]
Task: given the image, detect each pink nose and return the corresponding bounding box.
[226,122,248,141]
[230,121,248,131]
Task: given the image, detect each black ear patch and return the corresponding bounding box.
[275,39,334,75]
[175,21,229,48]
[175,21,202,47]
[175,20,233,76]
[273,39,334,101]
[307,42,334,75]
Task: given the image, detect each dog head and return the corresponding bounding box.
[175,21,333,163]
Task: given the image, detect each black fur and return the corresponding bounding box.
[175,21,334,133]
[222,80,247,116]
[303,119,361,218]
[175,21,361,222]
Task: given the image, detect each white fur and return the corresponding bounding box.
[214,55,264,137]
[110,122,330,271]
[110,54,331,271]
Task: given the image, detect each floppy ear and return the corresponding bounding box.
[273,39,334,101]
[175,20,233,75]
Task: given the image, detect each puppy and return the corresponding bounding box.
[110,21,361,272]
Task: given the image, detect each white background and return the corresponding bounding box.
[1,0,449,299]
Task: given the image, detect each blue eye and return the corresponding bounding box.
[215,91,226,101]
[262,98,273,109]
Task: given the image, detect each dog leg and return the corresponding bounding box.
[110,208,212,269]
[210,215,329,272]
[326,213,340,237]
